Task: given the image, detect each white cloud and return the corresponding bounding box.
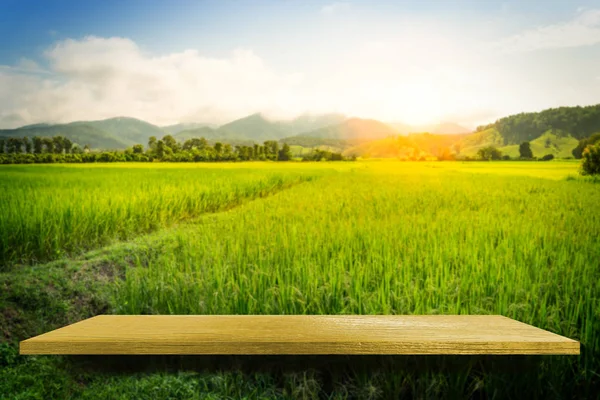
[0,36,304,127]
[495,9,600,52]
[320,2,350,15]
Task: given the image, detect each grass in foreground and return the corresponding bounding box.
[1,161,599,399]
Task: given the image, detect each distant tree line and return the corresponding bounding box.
[476,105,600,144]
[0,134,350,164]
[456,142,554,162]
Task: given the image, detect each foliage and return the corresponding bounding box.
[581,144,600,175]
[476,146,502,160]
[0,134,349,164]
[573,133,600,159]
[476,104,600,144]
[540,154,555,161]
[519,142,534,159]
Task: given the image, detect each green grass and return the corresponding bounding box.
[0,163,320,268]
[1,161,599,399]
[459,129,580,159]
[499,132,579,158]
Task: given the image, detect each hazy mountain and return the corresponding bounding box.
[283,113,347,135]
[423,122,471,134]
[215,113,287,142]
[214,113,348,142]
[386,122,413,134]
[69,117,165,147]
[386,121,471,134]
[342,136,422,159]
[172,126,250,144]
[341,133,468,159]
[0,124,129,149]
[162,122,217,135]
[290,118,399,142]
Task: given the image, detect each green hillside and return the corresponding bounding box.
[218,113,289,142]
[162,123,217,135]
[458,128,504,156]
[498,131,579,158]
[71,117,165,147]
[342,136,420,159]
[279,135,358,150]
[215,113,349,143]
[476,104,600,144]
[292,118,399,141]
[0,117,165,150]
[283,113,346,135]
[0,124,128,149]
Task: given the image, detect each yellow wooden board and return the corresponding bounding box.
[19,315,579,355]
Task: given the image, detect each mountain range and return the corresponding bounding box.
[1,104,599,159]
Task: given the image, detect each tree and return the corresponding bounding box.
[263,140,279,160]
[132,144,144,154]
[148,136,157,151]
[162,135,179,152]
[53,136,64,154]
[22,137,32,154]
[519,142,533,158]
[183,138,208,151]
[0,139,4,154]
[72,144,84,154]
[477,146,502,161]
[214,142,223,156]
[278,143,292,161]
[6,138,22,153]
[63,137,73,154]
[156,140,166,159]
[581,144,600,175]
[572,133,600,159]
[43,137,54,154]
[32,136,43,154]
[540,154,554,161]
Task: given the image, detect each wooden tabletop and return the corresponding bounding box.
[19,315,580,355]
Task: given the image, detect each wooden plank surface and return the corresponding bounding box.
[19,315,579,355]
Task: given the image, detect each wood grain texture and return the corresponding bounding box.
[19,315,580,355]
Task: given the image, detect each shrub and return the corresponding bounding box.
[540,154,554,161]
[581,144,600,175]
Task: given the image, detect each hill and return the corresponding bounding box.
[457,128,504,156]
[342,136,422,159]
[215,113,347,142]
[162,123,217,135]
[70,117,165,147]
[498,131,579,158]
[0,124,129,149]
[291,118,399,142]
[477,104,600,144]
[217,113,289,142]
[279,136,359,150]
[282,113,346,135]
[420,122,471,135]
[385,121,471,134]
[173,127,255,146]
[341,133,468,159]
[1,117,165,150]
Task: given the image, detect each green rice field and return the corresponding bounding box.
[1,161,599,399]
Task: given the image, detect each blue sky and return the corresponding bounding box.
[1,0,599,128]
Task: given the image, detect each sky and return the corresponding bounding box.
[0,0,599,129]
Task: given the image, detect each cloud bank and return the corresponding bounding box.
[1,7,600,130]
[0,36,304,128]
[496,9,600,52]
